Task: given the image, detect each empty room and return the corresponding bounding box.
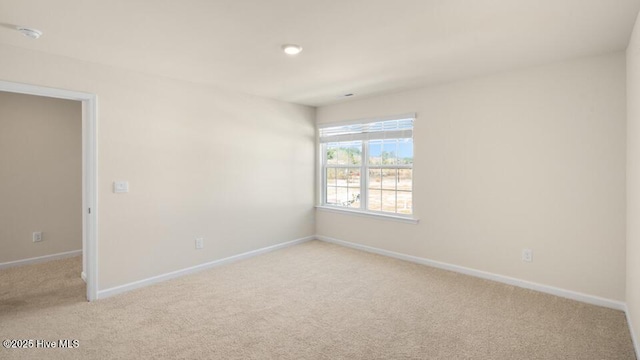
[1,0,640,359]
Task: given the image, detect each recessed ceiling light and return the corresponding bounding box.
[282,44,302,55]
[343,93,354,97]
[16,26,43,40]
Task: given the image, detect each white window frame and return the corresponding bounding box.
[317,114,418,223]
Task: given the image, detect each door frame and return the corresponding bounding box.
[0,80,98,301]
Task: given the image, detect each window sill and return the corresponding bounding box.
[315,205,420,224]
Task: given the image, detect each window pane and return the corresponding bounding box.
[368,189,381,211]
[369,140,382,165]
[398,169,412,191]
[347,143,362,165]
[397,191,412,214]
[381,140,398,165]
[336,145,346,165]
[398,139,413,165]
[347,187,361,208]
[381,190,397,213]
[337,187,348,206]
[368,169,381,190]
[326,186,337,205]
[326,168,337,187]
[348,169,360,187]
[326,144,337,165]
[382,169,397,190]
[336,168,347,187]
[335,141,362,165]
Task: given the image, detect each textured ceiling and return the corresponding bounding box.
[1,0,639,106]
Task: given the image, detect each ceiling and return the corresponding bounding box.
[1,0,639,106]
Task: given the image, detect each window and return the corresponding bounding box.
[319,114,414,217]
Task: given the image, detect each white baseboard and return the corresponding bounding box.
[97,236,315,299]
[0,250,82,270]
[316,235,626,311]
[626,305,640,360]
[81,271,87,282]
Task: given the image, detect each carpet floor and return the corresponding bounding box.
[0,240,635,359]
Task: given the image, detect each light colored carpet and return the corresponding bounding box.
[0,240,635,359]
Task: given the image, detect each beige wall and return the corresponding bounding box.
[316,52,627,301]
[627,10,640,351]
[0,43,316,290]
[0,92,82,263]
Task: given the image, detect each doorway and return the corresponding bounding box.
[0,80,97,301]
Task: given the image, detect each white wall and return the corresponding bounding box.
[0,92,82,263]
[627,10,640,351]
[317,52,627,301]
[0,43,316,290]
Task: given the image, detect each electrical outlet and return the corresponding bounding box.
[195,238,204,250]
[522,248,533,262]
[33,232,43,242]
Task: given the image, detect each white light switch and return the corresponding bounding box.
[113,181,129,193]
